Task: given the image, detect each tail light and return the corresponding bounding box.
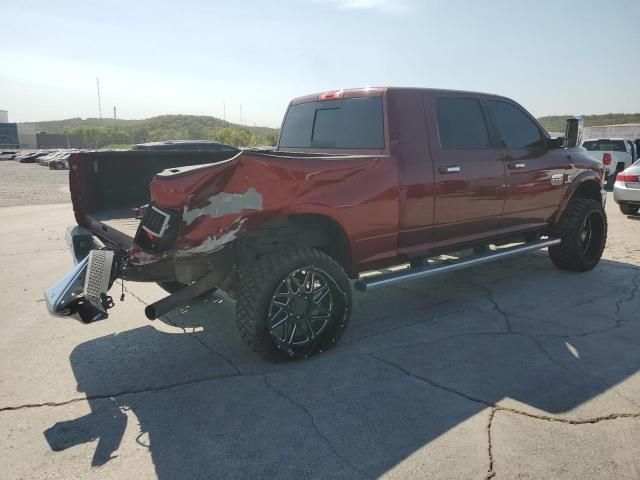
[603,153,612,166]
[616,173,640,185]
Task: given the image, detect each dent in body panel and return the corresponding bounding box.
[182,188,263,225]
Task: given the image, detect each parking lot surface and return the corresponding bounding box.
[1,189,639,478]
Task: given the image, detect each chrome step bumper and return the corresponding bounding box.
[355,238,562,292]
[45,228,116,323]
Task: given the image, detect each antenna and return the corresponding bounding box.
[96,77,102,119]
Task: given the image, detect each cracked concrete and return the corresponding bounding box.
[1,196,640,479]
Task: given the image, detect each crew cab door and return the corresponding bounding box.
[485,99,567,231]
[424,94,507,245]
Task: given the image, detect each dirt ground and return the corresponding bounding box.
[0,161,70,207]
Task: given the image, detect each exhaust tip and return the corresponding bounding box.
[145,305,158,320]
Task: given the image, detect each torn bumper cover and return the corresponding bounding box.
[44,249,116,323]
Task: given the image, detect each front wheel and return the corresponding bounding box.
[236,247,352,361]
[549,198,607,272]
[619,203,639,215]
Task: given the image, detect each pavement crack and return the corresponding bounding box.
[0,371,265,413]
[262,375,368,479]
[615,273,640,315]
[481,285,512,333]
[164,313,243,375]
[486,408,497,479]
[368,353,640,426]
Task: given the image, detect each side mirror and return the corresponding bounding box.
[564,116,584,148]
[546,137,565,149]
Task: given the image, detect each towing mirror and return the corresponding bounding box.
[546,137,564,149]
[564,116,584,148]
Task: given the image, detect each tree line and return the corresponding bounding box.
[25,115,279,149]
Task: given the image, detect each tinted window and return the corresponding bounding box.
[436,98,490,148]
[279,97,384,149]
[488,100,542,148]
[582,140,626,152]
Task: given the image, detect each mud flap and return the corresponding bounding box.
[44,250,116,323]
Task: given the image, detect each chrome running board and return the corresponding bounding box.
[354,238,561,292]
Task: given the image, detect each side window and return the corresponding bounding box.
[436,98,490,148]
[487,100,543,148]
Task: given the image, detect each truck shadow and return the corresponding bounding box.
[44,253,640,478]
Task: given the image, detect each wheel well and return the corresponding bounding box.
[572,180,602,204]
[235,214,353,275]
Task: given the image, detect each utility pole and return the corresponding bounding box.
[223,102,226,122]
[96,77,102,119]
[113,106,117,120]
[240,104,243,125]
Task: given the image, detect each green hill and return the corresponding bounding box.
[538,113,640,132]
[21,115,279,148]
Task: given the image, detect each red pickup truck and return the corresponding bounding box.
[46,87,607,361]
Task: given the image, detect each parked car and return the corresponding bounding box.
[49,153,71,170]
[16,151,48,163]
[613,158,640,215]
[45,87,607,361]
[582,138,634,189]
[0,150,17,160]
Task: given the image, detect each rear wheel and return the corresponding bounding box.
[619,203,639,215]
[549,198,607,272]
[236,247,352,361]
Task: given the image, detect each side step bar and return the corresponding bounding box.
[355,238,561,292]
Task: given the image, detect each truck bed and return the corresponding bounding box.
[71,149,241,246]
[91,209,141,239]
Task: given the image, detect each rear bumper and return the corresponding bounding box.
[613,184,640,205]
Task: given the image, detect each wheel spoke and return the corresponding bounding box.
[289,324,297,344]
[313,285,330,305]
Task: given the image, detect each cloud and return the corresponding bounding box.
[317,0,410,14]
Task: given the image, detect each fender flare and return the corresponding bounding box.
[553,170,604,224]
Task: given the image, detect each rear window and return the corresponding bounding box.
[436,98,490,149]
[582,140,627,152]
[279,97,384,149]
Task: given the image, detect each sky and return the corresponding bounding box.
[1,0,639,127]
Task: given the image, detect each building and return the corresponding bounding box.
[0,123,19,149]
[0,110,8,123]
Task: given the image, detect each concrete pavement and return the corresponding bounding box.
[1,200,639,479]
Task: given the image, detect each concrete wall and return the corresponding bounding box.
[17,124,37,149]
[36,132,84,149]
[584,124,640,140]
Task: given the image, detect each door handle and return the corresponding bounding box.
[439,165,461,174]
[508,162,526,169]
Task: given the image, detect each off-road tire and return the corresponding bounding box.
[549,198,607,272]
[236,247,352,361]
[619,203,639,215]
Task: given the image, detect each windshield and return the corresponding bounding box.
[279,96,384,150]
[582,139,626,152]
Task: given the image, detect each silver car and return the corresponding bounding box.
[613,159,640,215]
